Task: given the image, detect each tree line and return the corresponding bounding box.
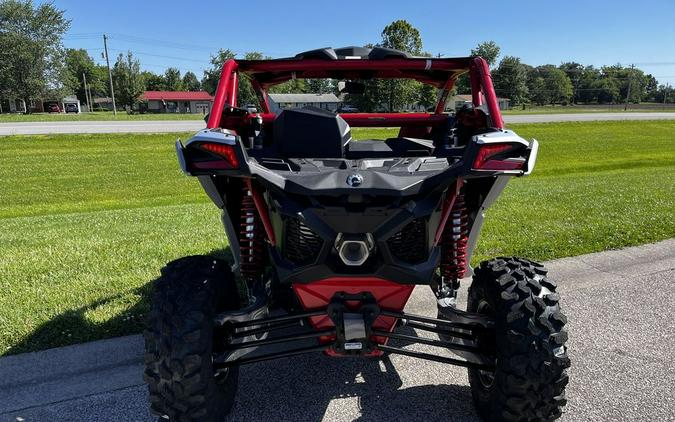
[1,1,673,113]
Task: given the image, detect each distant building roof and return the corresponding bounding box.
[452,94,510,101]
[141,91,214,101]
[269,93,341,103]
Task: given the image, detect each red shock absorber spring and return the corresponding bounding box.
[239,186,264,282]
[441,193,469,283]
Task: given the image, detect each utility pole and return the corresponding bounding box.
[624,64,634,111]
[82,73,91,113]
[103,34,117,116]
[88,81,94,112]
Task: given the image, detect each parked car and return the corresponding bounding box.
[338,105,359,113]
[64,103,79,113]
[46,103,61,113]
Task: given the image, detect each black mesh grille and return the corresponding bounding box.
[283,218,323,266]
[387,218,427,264]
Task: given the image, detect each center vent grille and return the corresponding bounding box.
[283,218,323,266]
[387,218,427,264]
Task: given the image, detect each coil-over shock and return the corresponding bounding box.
[439,188,469,304]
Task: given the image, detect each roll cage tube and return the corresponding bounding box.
[207,56,503,131]
[207,59,239,129]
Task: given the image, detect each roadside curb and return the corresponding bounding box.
[0,335,144,414]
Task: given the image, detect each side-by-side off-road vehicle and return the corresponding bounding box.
[143,46,570,421]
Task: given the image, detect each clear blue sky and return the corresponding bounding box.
[51,0,675,86]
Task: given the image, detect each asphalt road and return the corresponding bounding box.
[1,112,675,135]
[0,120,205,135]
[1,239,674,422]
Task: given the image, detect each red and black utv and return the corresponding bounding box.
[144,46,569,421]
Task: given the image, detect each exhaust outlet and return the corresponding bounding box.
[335,233,374,266]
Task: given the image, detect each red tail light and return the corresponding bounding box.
[198,142,239,169]
[472,143,525,171]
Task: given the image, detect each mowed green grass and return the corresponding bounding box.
[0,111,205,122]
[1,121,673,354]
[502,105,675,115]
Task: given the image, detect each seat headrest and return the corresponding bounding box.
[272,107,351,158]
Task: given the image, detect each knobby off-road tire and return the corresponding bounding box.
[144,255,241,422]
[468,257,570,422]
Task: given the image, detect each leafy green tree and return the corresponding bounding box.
[574,66,602,103]
[0,0,70,113]
[380,19,423,111]
[112,51,144,108]
[654,84,674,103]
[644,75,658,102]
[142,71,165,91]
[306,79,332,94]
[452,41,501,96]
[595,78,619,103]
[418,83,437,111]
[201,49,236,94]
[164,67,183,91]
[268,79,307,94]
[64,48,105,105]
[492,56,529,105]
[528,65,573,104]
[237,51,266,106]
[182,71,201,91]
[528,76,548,105]
[559,62,584,103]
[471,41,500,67]
[381,19,423,55]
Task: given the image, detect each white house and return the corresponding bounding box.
[268,93,342,112]
[140,91,214,114]
[448,94,511,111]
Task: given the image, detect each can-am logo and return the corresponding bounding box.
[346,174,363,187]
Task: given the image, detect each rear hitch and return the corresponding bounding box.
[327,292,380,354]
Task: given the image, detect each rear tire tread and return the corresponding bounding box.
[144,255,240,421]
[468,257,570,421]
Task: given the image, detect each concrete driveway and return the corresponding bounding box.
[1,112,674,135]
[1,239,674,421]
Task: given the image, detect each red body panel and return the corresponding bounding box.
[293,277,415,356]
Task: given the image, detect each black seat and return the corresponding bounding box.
[345,140,396,159]
[272,107,351,158]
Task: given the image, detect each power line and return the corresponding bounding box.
[107,48,210,65]
[107,33,222,53]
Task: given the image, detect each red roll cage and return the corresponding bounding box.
[206,56,503,132]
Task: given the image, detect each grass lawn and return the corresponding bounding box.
[502,105,675,115]
[0,111,205,122]
[1,121,673,355]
